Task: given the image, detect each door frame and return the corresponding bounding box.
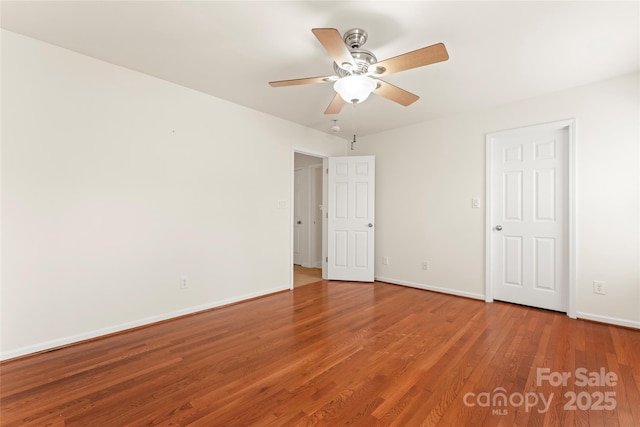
[290,148,328,289]
[485,118,577,318]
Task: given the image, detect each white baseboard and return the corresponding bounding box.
[576,312,640,329]
[1,285,289,361]
[375,276,485,301]
[6,284,636,361]
[375,277,639,329]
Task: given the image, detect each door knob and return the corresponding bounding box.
[368,223,374,228]
[495,225,503,231]
[297,221,302,224]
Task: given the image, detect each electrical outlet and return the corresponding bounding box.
[593,281,605,295]
[422,261,429,270]
[180,275,189,289]
[382,256,389,265]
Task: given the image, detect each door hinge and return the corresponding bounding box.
[326,257,328,263]
[326,168,329,174]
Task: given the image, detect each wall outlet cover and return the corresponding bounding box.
[593,281,605,295]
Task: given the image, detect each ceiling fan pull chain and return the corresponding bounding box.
[351,102,357,150]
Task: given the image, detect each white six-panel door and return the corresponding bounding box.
[327,156,375,282]
[490,126,568,312]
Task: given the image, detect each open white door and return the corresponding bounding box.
[326,156,375,282]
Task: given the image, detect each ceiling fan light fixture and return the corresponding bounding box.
[333,75,376,104]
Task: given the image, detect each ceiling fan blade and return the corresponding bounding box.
[269,76,334,87]
[324,93,345,115]
[374,43,449,76]
[374,80,420,106]
[312,28,357,70]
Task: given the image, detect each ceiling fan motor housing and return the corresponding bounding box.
[333,48,377,76]
[333,28,377,75]
[343,28,368,49]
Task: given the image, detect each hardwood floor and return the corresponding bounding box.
[293,265,323,287]
[1,281,639,426]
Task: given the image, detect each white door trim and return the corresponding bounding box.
[485,119,577,318]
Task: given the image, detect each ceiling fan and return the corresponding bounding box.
[269,28,449,114]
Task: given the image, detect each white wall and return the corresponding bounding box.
[2,30,637,361]
[294,152,323,168]
[0,30,347,359]
[354,72,640,327]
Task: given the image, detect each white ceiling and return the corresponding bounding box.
[2,1,638,137]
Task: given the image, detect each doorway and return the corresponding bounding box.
[293,152,324,288]
[485,119,576,316]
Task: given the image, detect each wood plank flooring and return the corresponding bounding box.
[1,281,639,426]
[293,265,323,288]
